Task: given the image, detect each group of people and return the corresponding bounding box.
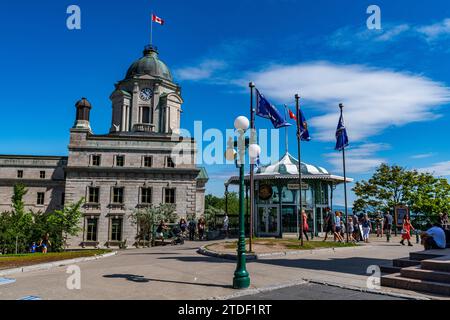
[29,233,51,254]
[320,207,448,250]
[155,217,207,244]
[321,208,373,243]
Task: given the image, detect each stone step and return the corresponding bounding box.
[381,273,450,296]
[409,250,447,261]
[380,265,402,274]
[393,258,421,268]
[421,256,450,273]
[400,266,450,284]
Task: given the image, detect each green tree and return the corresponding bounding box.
[129,203,176,246]
[8,184,34,253]
[46,199,84,251]
[205,192,239,214]
[409,174,450,224]
[352,164,418,214]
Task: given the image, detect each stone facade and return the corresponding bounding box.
[0,45,208,249]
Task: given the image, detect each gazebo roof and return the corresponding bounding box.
[225,152,353,186]
[258,152,329,175]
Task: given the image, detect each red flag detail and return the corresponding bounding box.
[289,108,297,121]
[152,14,164,25]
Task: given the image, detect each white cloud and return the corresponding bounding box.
[325,143,389,174]
[418,161,450,177]
[375,24,410,41]
[247,62,450,141]
[417,18,450,40]
[411,153,435,159]
[175,59,226,81]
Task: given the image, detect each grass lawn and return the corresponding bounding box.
[210,238,356,254]
[0,250,112,270]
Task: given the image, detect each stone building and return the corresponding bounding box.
[0,45,208,248]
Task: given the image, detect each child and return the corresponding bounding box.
[347,217,355,242]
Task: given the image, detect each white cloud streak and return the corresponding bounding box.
[325,143,389,174]
[247,62,450,141]
[418,161,450,177]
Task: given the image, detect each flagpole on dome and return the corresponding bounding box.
[295,94,304,246]
[150,12,153,46]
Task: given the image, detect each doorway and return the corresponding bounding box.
[256,205,279,237]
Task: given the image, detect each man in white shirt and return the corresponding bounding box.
[421,224,447,250]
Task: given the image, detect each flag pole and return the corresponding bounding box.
[295,94,304,246]
[284,105,289,154]
[150,13,153,46]
[249,82,255,253]
[340,103,349,243]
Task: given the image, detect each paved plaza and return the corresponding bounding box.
[0,237,444,300]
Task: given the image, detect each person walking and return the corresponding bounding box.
[39,233,51,254]
[361,215,372,243]
[188,217,197,241]
[323,207,335,242]
[198,217,206,241]
[179,218,188,238]
[347,216,355,242]
[352,214,361,242]
[400,216,415,247]
[384,211,393,242]
[298,210,310,241]
[376,212,383,238]
[334,211,344,242]
[223,214,229,239]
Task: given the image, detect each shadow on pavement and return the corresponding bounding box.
[103,274,232,288]
[255,256,391,275]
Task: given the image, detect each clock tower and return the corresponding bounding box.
[109,45,183,135]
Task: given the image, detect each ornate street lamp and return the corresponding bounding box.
[225,116,260,289]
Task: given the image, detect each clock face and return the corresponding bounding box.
[139,88,153,101]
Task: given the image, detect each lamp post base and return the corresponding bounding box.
[233,272,250,289]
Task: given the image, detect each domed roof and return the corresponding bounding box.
[125,46,173,81]
[75,97,92,108]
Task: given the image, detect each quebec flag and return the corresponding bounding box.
[335,113,349,151]
[255,89,291,129]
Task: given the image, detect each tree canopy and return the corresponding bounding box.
[353,164,449,223]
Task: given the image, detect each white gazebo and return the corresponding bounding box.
[225,152,353,237]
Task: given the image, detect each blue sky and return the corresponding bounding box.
[0,0,449,205]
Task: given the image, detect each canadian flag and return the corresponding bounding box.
[288,108,297,121]
[152,14,165,25]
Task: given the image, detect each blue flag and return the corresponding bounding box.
[298,108,311,142]
[335,113,349,151]
[256,89,291,129]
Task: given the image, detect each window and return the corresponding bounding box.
[143,156,153,168]
[164,188,176,204]
[17,170,23,178]
[37,192,45,205]
[40,171,46,179]
[115,155,125,167]
[142,107,151,124]
[111,218,123,241]
[91,155,101,166]
[166,156,175,168]
[141,187,152,204]
[113,187,124,204]
[88,187,100,203]
[61,192,65,206]
[86,218,98,242]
